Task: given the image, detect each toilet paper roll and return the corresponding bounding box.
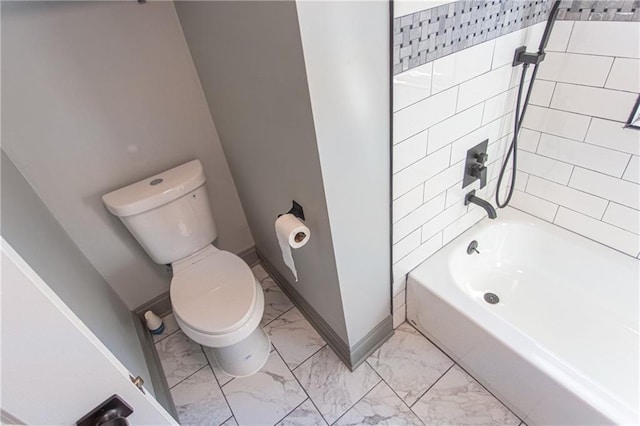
[275,214,310,282]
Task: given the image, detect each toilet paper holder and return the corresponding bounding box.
[279,200,305,221]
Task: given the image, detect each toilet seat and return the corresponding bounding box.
[170,248,257,336]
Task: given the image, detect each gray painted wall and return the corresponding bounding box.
[174,1,350,343]
[1,1,253,309]
[176,1,391,347]
[296,1,391,345]
[1,151,153,392]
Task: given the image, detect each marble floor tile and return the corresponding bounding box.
[221,417,238,426]
[411,365,520,425]
[275,399,327,426]
[156,331,208,388]
[222,351,306,426]
[201,345,235,387]
[153,313,180,343]
[293,346,381,424]
[252,264,269,281]
[334,381,423,426]
[367,323,453,406]
[266,307,326,369]
[170,366,231,426]
[261,278,294,326]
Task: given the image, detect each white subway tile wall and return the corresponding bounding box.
[518,21,640,257]
[605,58,640,93]
[393,22,544,289]
[566,21,640,58]
[392,20,640,292]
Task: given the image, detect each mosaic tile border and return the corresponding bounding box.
[393,0,640,75]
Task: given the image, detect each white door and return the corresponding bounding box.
[0,239,177,425]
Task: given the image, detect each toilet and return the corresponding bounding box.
[102,159,270,377]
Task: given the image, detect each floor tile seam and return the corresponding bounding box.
[153,327,180,345]
[405,322,456,365]
[363,359,427,426]
[262,305,296,328]
[219,416,234,426]
[268,397,312,426]
[270,344,331,426]
[201,346,237,422]
[289,343,328,373]
[408,363,455,410]
[404,323,523,423]
[436,359,524,423]
[168,362,213,391]
[327,374,383,426]
[206,355,236,388]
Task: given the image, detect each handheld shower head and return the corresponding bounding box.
[538,0,562,53]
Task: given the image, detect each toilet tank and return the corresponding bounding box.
[102,160,218,265]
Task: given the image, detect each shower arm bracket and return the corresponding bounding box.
[512,46,546,67]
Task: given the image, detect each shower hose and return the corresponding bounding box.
[495,0,561,208]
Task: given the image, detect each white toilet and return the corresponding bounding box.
[103,159,270,377]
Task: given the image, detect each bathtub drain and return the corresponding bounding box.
[484,292,500,304]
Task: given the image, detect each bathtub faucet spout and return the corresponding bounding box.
[464,190,497,219]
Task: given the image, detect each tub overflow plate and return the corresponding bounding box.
[484,292,500,304]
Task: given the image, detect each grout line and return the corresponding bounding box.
[621,155,634,179]
[551,79,640,95]
[551,204,561,223]
[394,127,428,146]
[601,201,611,221]
[271,344,330,426]
[364,349,428,424]
[394,145,429,175]
[201,347,237,422]
[581,116,593,142]
[394,180,425,203]
[328,374,383,426]
[525,148,630,180]
[602,56,616,89]
[527,102,628,128]
[291,344,328,373]
[408,364,455,409]
[564,21,575,54]
[527,171,613,205]
[152,324,180,345]
[524,203,640,255]
[269,397,312,426]
[394,185,425,224]
[539,128,638,157]
[547,81,558,109]
[524,193,639,239]
[404,323,523,423]
[169,362,210,391]
[428,62,434,97]
[369,367,427,426]
[396,60,522,121]
[261,304,296,328]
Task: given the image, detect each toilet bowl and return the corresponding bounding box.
[102,159,270,377]
[170,245,270,377]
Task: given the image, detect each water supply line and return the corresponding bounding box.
[495,0,562,208]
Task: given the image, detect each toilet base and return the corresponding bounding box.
[209,326,271,377]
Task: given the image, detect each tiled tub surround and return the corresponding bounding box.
[154,264,526,425]
[513,20,640,257]
[392,20,559,299]
[392,19,640,305]
[393,0,640,74]
[407,208,639,424]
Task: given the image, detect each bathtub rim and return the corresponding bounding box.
[407,207,639,425]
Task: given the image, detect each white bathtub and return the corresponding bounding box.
[407,207,639,425]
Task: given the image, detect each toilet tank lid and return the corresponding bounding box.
[102,159,206,217]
